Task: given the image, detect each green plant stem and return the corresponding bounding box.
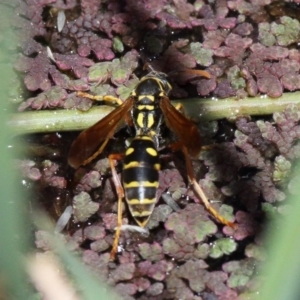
[8,92,300,135]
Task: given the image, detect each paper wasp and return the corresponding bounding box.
[68,70,235,260]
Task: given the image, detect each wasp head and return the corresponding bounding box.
[134,71,172,98]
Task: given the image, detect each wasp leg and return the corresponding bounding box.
[174,103,184,112]
[108,153,125,260]
[77,91,123,106]
[201,144,218,151]
[182,145,236,228]
[170,142,236,228]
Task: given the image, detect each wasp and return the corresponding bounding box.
[68,70,235,260]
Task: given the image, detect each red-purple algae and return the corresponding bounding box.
[197,177,225,202]
[226,115,288,208]
[118,251,137,264]
[206,271,238,300]
[171,0,195,22]
[193,3,237,31]
[63,92,93,111]
[258,105,300,159]
[82,250,110,280]
[194,242,210,259]
[18,86,68,111]
[209,238,237,259]
[166,268,202,300]
[84,50,139,100]
[90,239,110,253]
[138,260,173,281]
[258,22,276,46]
[109,262,136,282]
[158,168,187,199]
[115,283,136,299]
[214,79,236,99]
[146,282,164,297]
[92,157,111,174]
[270,16,300,47]
[257,75,283,98]
[214,33,253,65]
[132,277,151,293]
[15,1,49,46]
[227,66,246,91]
[235,117,277,159]
[41,160,66,189]
[54,53,94,78]
[72,191,100,223]
[17,160,42,181]
[138,242,164,262]
[196,77,217,96]
[223,258,257,290]
[154,40,197,77]
[14,52,52,92]
[102,213,119,231]
[83,224,110,252]
[77,170,102,191]
[64,228,85,251]
[82,37,114,61]
[14,0,300,105]
[176,259,208,293]
[224,211,259,241]
[234,130,265,167]
[227,0,270,21]
[162,237,195,260]
[84,225,106,240]
[202,29,229,49]
[188,42,214,67]
[243,43,298,97]
[200,142,244,182]
[281,73,300,91]
[124,0,165,24]
[87,50,139,85]
[233,22,254,36]
[16,52,92,110]
[258,166,286,203]
[145,204,173,229]
[245,242,267,261]
[100,178,120,210]
[156,12,191,29]
[165,203,217,244]
[161,203,224,261]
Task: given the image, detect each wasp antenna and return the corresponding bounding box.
[143,62,155,72]
[168,68,211,79]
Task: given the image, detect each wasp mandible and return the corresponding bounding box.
[68,70,235,260]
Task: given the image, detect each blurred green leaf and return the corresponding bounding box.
[257,165,300,300]
[0,2,32,299]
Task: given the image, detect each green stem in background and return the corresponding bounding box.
[8,91,300,135]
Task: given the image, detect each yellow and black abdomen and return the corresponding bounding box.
[123,135,160,227]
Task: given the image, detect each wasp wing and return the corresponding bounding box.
[68,97,134,169]
[160,96,202,157]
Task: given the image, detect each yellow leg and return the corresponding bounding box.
[108,153,125,260]
[174,103,184,113]
[180,144,236,228]
[77,91,123,105]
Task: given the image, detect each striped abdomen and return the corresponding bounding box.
[123,135,160,227]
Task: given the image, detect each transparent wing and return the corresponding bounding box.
[160,96,201,157]
[68,97,134,169]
